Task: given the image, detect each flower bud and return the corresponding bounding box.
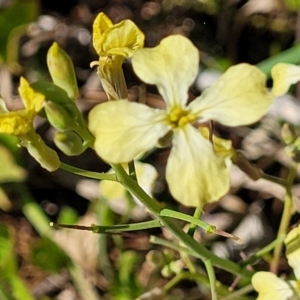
[47,42,78,100]
[45,101,72,131]
[25,134,60,171]
[146,250,164,268]
[285,137,300,162]
[281,123,296,145]
[54,131,85,156]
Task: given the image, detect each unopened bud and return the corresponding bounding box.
[281,123,296,145]
[25,133,60,171]
[285,137,300,162]
[47,42,78,100]
[146,250,164,268]
[54,131,84,156]
[45,101,72,131]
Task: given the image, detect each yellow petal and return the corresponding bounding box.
[252,272,296,300]
[132,35,199,109]
[88,101,170,163]
[0,111,31,135]
[199,127,233,159]
[189,64,273,126]
[102,20,145,58]
[285,224,300,278]
[18,77,44,113]
[92,12,113,55]
[271,63,300,96]
[165,124,230,207]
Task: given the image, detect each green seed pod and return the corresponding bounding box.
[54,131,85,156]
[47,42,78,100]
[45,101,72,131]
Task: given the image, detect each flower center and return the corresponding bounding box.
[168,106,196,128]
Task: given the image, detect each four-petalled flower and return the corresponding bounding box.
[0,77,44,136]
[0,77,60,171]
[88,35,273,207]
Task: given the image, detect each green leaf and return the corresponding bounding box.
[0,224,34,300]
[30,236,72,273]
[0,0,39,64]
[0,144,26,183]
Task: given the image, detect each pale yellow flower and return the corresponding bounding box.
[0,77,44,136]
[92,12,144,68]
[271,63,300,96]
[91,12,145,99]
[252,225,300,300]
[0,77,60,171]
[89,35,273,207]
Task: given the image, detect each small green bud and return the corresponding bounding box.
[169,260,184,274]
[285,137,300,162]
[161,264,172,278]
[54,131,84,156]
[47,42,78,100]
[146,250,164,268]
[281,123,296,145]
[45,101,72,131]
[24,132,60,171]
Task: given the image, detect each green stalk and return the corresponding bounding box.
[270,162,298,273]
[187,206,202,236]
[204,259,217,300]
[160,208,216,233]
[60,162,117,181]
[111,163,252,279]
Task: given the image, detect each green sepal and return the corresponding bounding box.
[31,81,95,147]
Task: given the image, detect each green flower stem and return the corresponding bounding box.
[59,162,117,181]
[270,162,298,273]
[112,163,252,279]
[160,208,216,233]
[204,259,217,300]
[72,125,95,148]
[187,206,202,236]
[261,172,287,187]
[52,219,162,233]
[220,284,254,300]
[239,234,285,268]
[162,270,251,299]
[163,271,209,294]
[128,161,137,181]
[257,43,300,76]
